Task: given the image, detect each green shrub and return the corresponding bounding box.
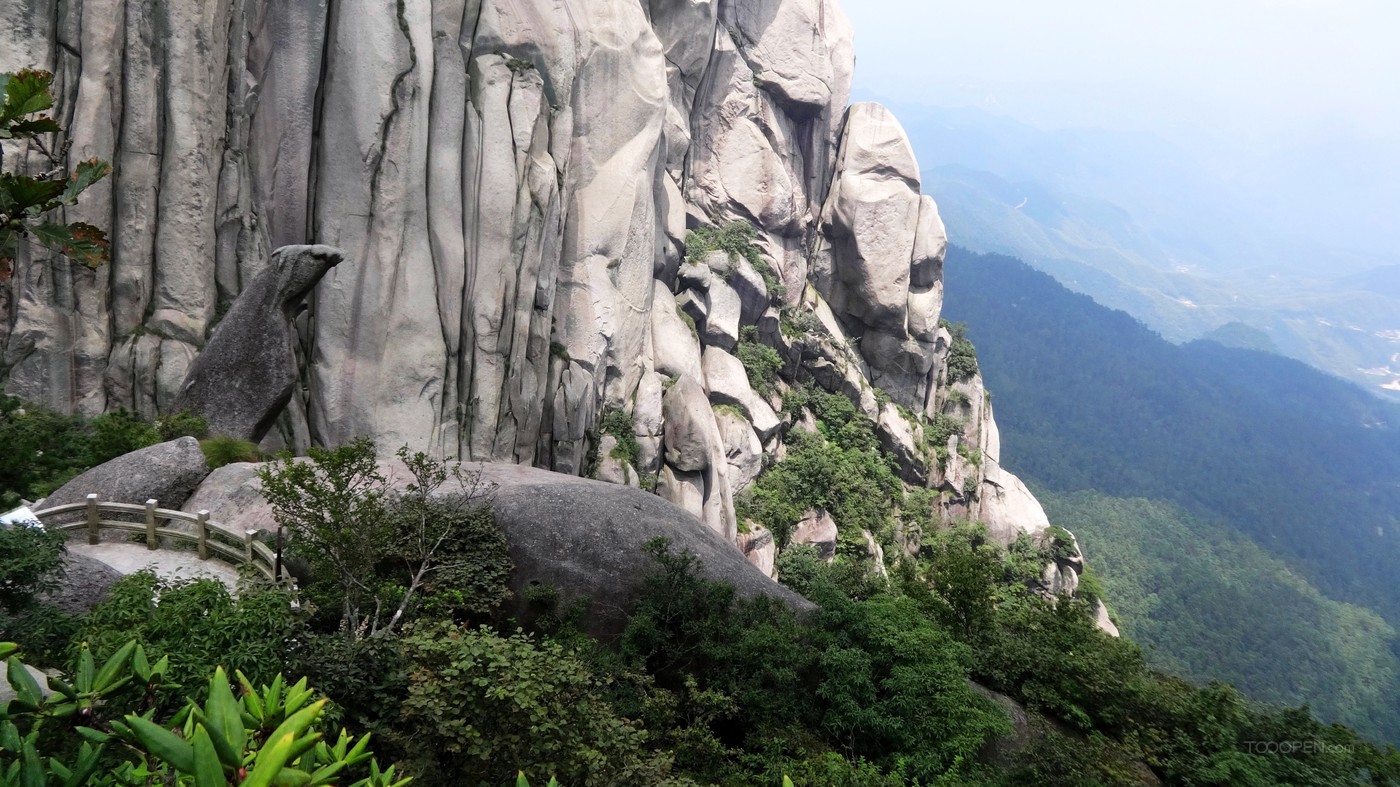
[200,435,264,467]
[155,410,208,440]
[941,321,980,383]
[746,388,902,546]
[0,524,65,615]
[781,308,823,338]
[737,339,784,397]
[399,623,672,786]
[77,572,301,707]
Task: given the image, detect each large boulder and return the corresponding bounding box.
[174,245,344,442]
[476,463,809,635]
[39,437,211,512]
[180,462,278,534]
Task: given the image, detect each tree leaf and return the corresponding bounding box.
[61,158,111,205]
[190,724,227,787]
[123,713,196,773]
[0,70,55,126]
[5,657,42,707]
[6,117,60,136]
[242,700,327,787]
[93,640,135,693]
[29,222,109,267]
[0,174,66,212]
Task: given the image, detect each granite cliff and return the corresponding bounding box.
[1,0,1059,561]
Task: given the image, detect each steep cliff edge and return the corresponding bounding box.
[1,0,1056,557]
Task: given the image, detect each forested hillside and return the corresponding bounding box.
[944,246,1400,741]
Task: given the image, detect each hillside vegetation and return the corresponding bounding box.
[945,246,1400,741]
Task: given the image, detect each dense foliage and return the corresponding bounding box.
[7,415,1400,783]
[1042,490,1400,744]
[0,398,214,508]
[736,385,903,549]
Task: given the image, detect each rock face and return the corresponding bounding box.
[174,245,344,443]
[2,0,1052,545]
[39,437,211,511]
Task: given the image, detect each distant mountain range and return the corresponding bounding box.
[945,247,1400,742]
[888,103,1400,399]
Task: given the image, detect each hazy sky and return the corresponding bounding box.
[844,0,1400,139]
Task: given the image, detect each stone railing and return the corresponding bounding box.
[33,495,295,588]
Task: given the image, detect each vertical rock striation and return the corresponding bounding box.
[1,0,1050,546]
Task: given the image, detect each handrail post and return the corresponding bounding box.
[196,511,209,560]
[244,530,256,563]
[145,499,158,550]
[85,495,99,545]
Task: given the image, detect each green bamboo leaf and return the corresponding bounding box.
[306,760,347,785]
[205,667,248,757]
[75,644,95,692]
[19,741,43,787]
[61,741,106,787]
[238,671,265,722]
[5,658,42,707]
[273,767,313,786]
[0,720,21,750]
[132,645,150,680]
[190,724,226,787]
[516,773,530,787]
[241,700,326,787]
[93,640,136,693]
[123,713,196,773]
[783,778,796,787]
[47,675,77,701]
[191,707,243,771]
[74,726,109,744]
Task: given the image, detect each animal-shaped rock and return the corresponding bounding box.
[175,245,344,442]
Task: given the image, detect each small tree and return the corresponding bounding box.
[0,70,111,279]
[256,439,504,639]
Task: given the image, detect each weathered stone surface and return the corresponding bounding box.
[180,462,277,535]
[701,280,743,351]
[41,553,123,615]
[792,508,839,561]
[651,283,705,384]
[595,434,640,488]
[662,375,718,473]
[978,460,1051,545]
[737,524,776,579]
[41,438,210,512]
[658,465,706,521]
[714,406,764,494]
[876,402,928,484]
[1095,601,1122,638]
[3,0,1064,581]
[703,347,781,440]
[482,463,811,635]
[175,245,344,442]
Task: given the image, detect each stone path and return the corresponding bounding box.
[67,541,240,591]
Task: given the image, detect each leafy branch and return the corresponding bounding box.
[0,69,112,279]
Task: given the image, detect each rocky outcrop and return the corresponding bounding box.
[179,457,812,637]
[2,0,1052,547]
[175,245,344,442]
[39,437,211,512]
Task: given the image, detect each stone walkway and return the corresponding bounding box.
[67,541,241,591]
